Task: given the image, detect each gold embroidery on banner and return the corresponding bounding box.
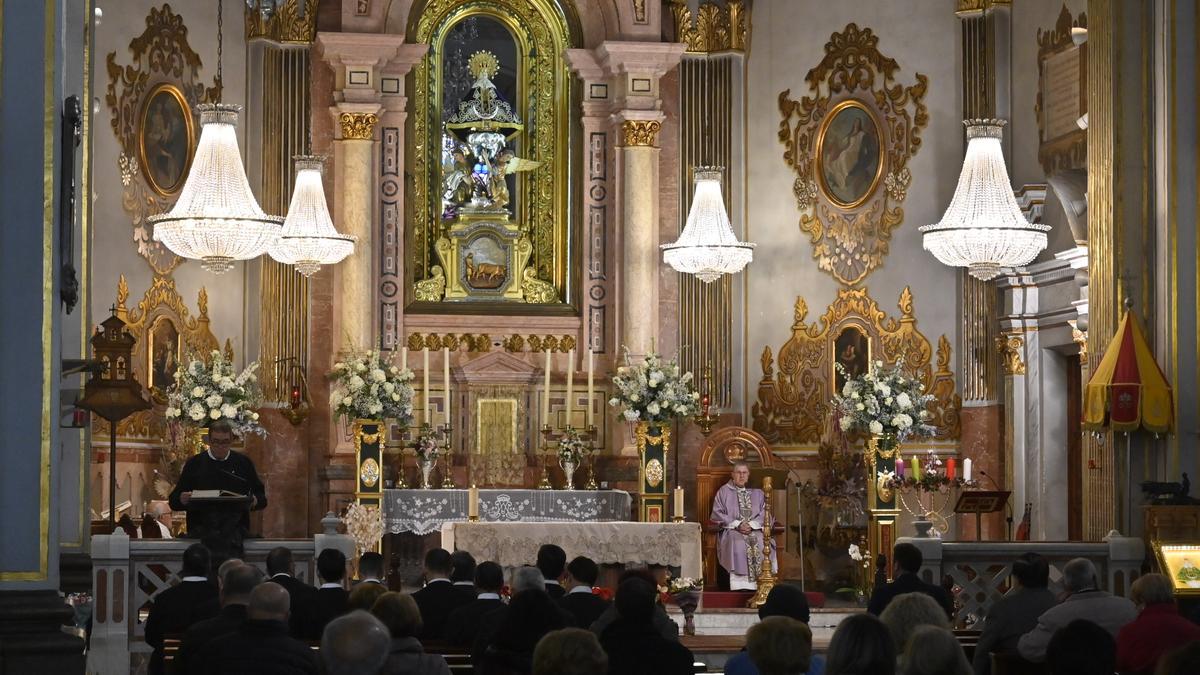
[339,112,378,140]
[621,120,662,147]
[778,24,928,286]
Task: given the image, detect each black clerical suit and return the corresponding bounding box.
[144,577,219,675]
[444,594,505,646]
[866,571,955,618]
[558,588,610,630]
[413,578,471,641]
[168,449,266,561]
[269,573,318,640]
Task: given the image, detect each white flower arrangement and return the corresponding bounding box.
[414,428,440,462]
[342,502,384,558]
[329,350,416,424]
[666,576,704,593]
[832,361,936,442]
[608,349,700,424]
[557,428,588,464]
[165,351,264,436]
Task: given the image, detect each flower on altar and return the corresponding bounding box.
[415,428,440,462]
[341,502,384,559]
[608,348,700,424]
[329,349,416,425]
[831,361,937,443]
[848,543,863,561]
[666,576,703,593]
[167,351,265,437]
[557,428,588,464]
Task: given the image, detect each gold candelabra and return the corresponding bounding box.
[693,366,718,435]
[585,424,599,490]
[538,424,554,489]
[440,424,456,488]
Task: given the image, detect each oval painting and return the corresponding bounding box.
[138,84,195,196]
[816,100,884,209]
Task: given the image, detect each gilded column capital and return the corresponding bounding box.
[621,120,662,147]
[995,335,1026,375]
[338,112,379,140]
[955,0,1011,16]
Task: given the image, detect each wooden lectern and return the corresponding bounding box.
[954,490,1011,541]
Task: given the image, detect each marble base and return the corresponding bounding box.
[664,606,859,644]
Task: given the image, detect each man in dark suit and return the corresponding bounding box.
[312,548,349,640]
[412,547,460,640]
[266,546,316,640]
[198,582,321,674]
[144,544,218,675]
[450,550,479,605]
[356,551,386,586]
[176,563,263,674]
[537,544,567,599]
[972,552,1058,675]
[558,556,609,630]
[444,560,506,646]
[867,542,954,618]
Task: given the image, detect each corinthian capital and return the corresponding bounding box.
[339,112,378,140]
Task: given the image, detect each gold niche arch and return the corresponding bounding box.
[777,24,929,286]
[407,0,580,308]
[752,286,960,446]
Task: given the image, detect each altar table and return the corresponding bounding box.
[382,489,632,536]
[441,521,704,579]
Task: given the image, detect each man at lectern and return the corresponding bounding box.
[169,419,267,562]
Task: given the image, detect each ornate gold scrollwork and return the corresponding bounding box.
[1035,5,1087,175]
[752,286,959,445]
[1070,320,1088,361]
[522,268,560,303]
[955,0,1012,14]
[635,423,671,452]
[995,335,1027,375]
[339,112,378,140]
[414,266,446,302]
[668,0,749,54]
[621,120,663,147]
[645,459,665,488]
[244,0,317,43]
[778,24,928,286]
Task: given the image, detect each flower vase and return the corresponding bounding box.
[560,456,578,490]
[671,590,701,636]
[419,457,434,489]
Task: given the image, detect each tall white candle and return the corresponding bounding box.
[587,349,595,428]
[423,348,430,425]
[443,347,451,429]
[542,349,551,425]
[565,349,574,428]
[964,458,973,482]
[401,346,408,371]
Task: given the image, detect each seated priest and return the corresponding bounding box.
[711,461,777,590]
[168,419,267,563]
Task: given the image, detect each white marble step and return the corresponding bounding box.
[664,606,860,642]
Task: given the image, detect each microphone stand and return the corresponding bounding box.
[979,469,1013,540]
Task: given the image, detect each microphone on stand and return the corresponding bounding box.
[979,469,1014,541]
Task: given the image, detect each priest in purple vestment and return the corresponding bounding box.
[711,462,777,590]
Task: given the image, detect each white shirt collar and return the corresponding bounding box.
[477,592,501,600]
[362,578,383,584]
[319,582,343,589]
[181,576,208,582]
[453,581,474,586]
[271,573,292,579]
[426,578,451,585]
[207,449,231,462]
[568,585,593,594]
[545,580,562,587]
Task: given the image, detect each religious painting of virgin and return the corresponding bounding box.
[147,315,181,396]
[137,83,195,196]
[833,324,871,394]
[461,235,510,291]
[816,99,884,209]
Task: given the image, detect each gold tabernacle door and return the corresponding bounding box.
[433,212,536,302]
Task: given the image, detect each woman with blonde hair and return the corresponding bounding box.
[899,625,970,675]
[879,592,950,659]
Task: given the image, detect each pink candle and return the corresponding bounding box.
[947,458,957,480]
[895,458,905,479]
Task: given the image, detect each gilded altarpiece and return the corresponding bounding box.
[777,24,929,286]
[751,287,960,447]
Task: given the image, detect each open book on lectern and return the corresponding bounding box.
[190,489,246,499]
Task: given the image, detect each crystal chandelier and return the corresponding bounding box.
[662,166,755,283]
[920,119,1049,281]
[268,156,355,276]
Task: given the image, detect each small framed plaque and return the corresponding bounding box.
[1152,541,1200,597]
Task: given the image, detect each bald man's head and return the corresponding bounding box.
[248,582,291,622]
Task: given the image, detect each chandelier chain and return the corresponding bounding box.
[216,0,223,100]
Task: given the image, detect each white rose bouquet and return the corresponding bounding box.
[165,351,265,436]
[329,350,416,425]
[608,349,700,424]
[832,360,936,443]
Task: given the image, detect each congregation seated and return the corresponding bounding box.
[1114,573,1200,675]
[532,628,608,675]
[899,625,971,675]
[589,569,679,640]
[350,580,390,613]
[971,552,1057,675]
[413,548,468,640]
[144,543,218,675]
[557,557,610,630]
[313,548,350,640]
[880,592,951,662]
[444,560,506,646]
[266,545,317,640]
[320,610,392,675]
[193,557,246,619]
[198,581,320,674]
[358,551,388,586]
[745,616,812,675]
[725,584,824,675]
[598,577,695,675]
[1017,558,1137,663]
[1044,619,1115,675]
[537,544,568,599]
[474,566,573,675]
[823,613,896,675]
[176,563,263,674]
[370,591,450,675]
[451,550,481,604]
[867,543,954,618]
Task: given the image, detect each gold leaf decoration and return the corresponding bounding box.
[668,0,749,53]
[339,112,378,140]
[621,120,663,148]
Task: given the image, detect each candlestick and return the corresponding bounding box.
[895,457,905,479]
[401,346,408,371]
[964,458,973,482]
[911,456,922,481]
[673,486,685,522]
[538,424,553,489]
[565,349,574,427]
[587,349,594,428]
[946,458,956,480]
[542,349,551,425]
[443,347,451,428]
[423,348,431,426]
[468,484,479,521]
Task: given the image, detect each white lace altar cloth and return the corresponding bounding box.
[382,489,633,536]
[441,521,703,578]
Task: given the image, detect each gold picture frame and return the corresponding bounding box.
[831,322,872,396]
[146,314,183,400]
[137,82,196,197]
[1152,540,1200,598]
[815,99,885,210]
